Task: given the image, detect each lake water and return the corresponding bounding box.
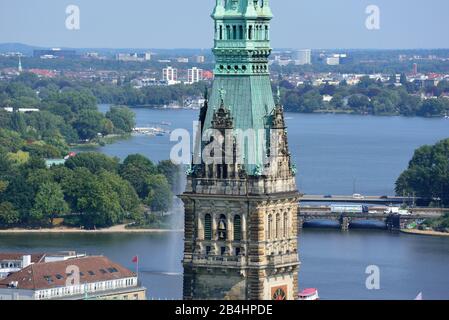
[2,106,449,300]
[92,105,449,196]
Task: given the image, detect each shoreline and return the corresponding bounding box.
[0,224,183,234]
[401,229,449,237]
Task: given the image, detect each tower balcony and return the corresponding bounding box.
[214,40,271,50]
[185,176,297,197]
[192,254,247,268]
[267,253,299,268]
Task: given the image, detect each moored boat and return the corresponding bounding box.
[298,288,320,300]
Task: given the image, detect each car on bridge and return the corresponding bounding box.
[352,194,365,200]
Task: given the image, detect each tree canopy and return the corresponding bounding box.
[396,139,449,206]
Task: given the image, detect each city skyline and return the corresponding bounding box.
[1,0,449,50]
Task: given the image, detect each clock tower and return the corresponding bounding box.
[181,0,300,300]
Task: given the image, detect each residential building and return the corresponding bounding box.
[293,49,312,65]
[187,67,203,84]
[162,66,179,85]
[33,49,77,59]
[0,255,146,300]
[195,55,205,63]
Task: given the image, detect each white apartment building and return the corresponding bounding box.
[187,67,203,84]
[163,67,179,85]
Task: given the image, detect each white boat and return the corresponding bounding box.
[298,288,320,301]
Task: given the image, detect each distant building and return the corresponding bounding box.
[187,67,203,84]
[116,52,151,62]
[177,57,189,63]
[2,107,40,113]
[293,49,311,65]
[412,63,418,75]
[33,49,77,59]
[195,55,205,63]
[202,70,214,81]
[162,66,179,85]
[326,56,340,65]
[131,77,167,88]
[0,255,146,300]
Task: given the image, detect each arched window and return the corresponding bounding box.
[218,214,227,240]
[232,25,237,40]
[276,213,281,239]
[283,213,288,238]
[226,25,231,40]
[239,25,244,40]
[234,215,242,241]
[248,26,253,40]
[219,25,223,40]
[204,214,212,240]
[265,25,269,40]
[267,214,273,239]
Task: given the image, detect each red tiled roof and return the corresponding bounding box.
[0,256,135,290]
[0,253,46,263]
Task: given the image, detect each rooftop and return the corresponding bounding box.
[0,256,135,290]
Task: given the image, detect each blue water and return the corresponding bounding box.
[93,105,449,196]
[2,106,448,300]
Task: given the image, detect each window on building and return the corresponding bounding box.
[55,274,63,280]
[234,215,242,241]
[206,246,211,255]
[249,26,253,40]
[267,214,273,240]
[204,214,212,240]
[220,247,226,256]
[235,247,241,256]
[276,214,281,239]
[99,269,107,274]
[284,213,288,238]
[218,215,227,240]
[88,271,95,276]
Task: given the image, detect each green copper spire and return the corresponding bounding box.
[203,0,277,173]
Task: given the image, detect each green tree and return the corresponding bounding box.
[396,139,449,206]
[145,174,173,212]
[65,152,119,174]
[106,106,136,133]
[119,154,157,198]
[157,160,182,193]
[31,182,69,226]
[73,109,105,140]
[0,202,20,227]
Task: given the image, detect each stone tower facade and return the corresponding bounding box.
[181,0,300,301]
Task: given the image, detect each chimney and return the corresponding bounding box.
[22,255,31,268]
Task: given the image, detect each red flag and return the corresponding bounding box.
[132,256,138,263]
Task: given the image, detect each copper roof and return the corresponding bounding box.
[0,253,46,263]
[0,256,135,290]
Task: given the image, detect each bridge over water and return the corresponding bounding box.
[298,205,445,231]
[301,195,422,205]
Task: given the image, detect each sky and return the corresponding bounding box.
[0,0,448,49]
